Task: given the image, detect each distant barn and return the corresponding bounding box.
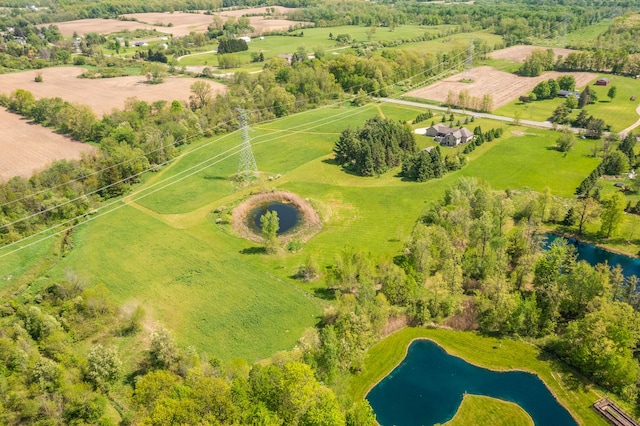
[595,78,610,86]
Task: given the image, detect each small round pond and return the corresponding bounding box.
[250,202,301,235]
[367,340,577,426]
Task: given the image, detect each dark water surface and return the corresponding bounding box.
[367,340,577,426]
[251,202,300,235]
[545,233,640,278]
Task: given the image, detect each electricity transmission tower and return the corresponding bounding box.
[463,38,473,81]
[237,108,258,180]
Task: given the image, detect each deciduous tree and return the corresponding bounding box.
[600,192,626,238]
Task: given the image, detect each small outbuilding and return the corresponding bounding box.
[595,78,610,86]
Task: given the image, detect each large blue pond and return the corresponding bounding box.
[367,340,577,426]
[545,233,640,278]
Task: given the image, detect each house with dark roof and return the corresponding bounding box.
[425,123,474,147]
[595,78,610,86]
[558,90,580,98]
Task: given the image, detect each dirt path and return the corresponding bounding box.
[618,104,640,138]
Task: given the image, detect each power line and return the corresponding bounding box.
[0,103,382,258]
[0,48,471,243]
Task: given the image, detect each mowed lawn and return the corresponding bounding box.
[458,128,601,197]
[496,75,640,132]
[18,101,611,362]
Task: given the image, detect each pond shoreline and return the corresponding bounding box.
[366,335,579,426]
[347,327,610,424]
[363,329,580,426]
[546,228,640,260]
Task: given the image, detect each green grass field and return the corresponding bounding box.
[347,328,608,425]
[177,26,502,72]
[445,395,533,426]
[6,98,637,362]
[459,127,601,197]
[530,20,612,49]
[495,75,640,133]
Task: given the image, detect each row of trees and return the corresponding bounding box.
[520,47,640,78]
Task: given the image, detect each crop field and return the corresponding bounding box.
[52,18,167,38]
[0,108,97,181]
[0,67,226,116]
[405,66,597,109]
[122,8,306,37]
[53,7,305,38]
[488,45,576,63]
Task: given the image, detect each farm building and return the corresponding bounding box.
[425,123,474,147]
[595,78,610,86]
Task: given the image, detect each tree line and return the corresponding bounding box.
[519,47,640,78]
[310,177,640,405]
[0,269,375,425]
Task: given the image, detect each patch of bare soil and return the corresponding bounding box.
[0,67,227,116]
[53,18,165,37]
[231,191,322,244]
[122,8,307,37]
[406,66,597,109]
[0,108,97,181]
[489,45,577,63]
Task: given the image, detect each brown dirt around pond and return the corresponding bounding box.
[231,191,322,244]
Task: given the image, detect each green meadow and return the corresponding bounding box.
[347,328,608,425]
[495,75,640,133]
[4,99,638,362]
[177,25,502,70]
[529,19,612,49]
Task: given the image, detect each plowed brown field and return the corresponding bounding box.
[489,45,576,63]
[0,67,226,116]
[55,8,305,37]
[406,66,597,109]
[0,109,97,181]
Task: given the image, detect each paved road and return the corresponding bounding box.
[379,97,556,129]
[380,97,640,137]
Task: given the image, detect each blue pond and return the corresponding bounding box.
[545,233,640,278]
[250,202,300,235]
[367,340,577,426]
